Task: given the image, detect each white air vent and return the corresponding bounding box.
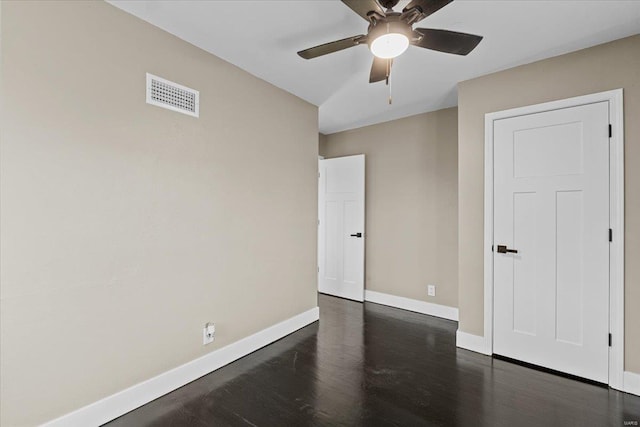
[146,73,199,118]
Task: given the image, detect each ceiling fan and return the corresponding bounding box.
[297,0,483,84]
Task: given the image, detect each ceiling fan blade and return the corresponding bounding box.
[402,0,452,23]
[341,0,385,21]
[413,28,483,55]
[298,35,366,59]
[369,57,391,83]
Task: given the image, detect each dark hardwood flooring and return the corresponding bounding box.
[106,294,640,426]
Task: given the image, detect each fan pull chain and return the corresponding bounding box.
[387,59,393,105]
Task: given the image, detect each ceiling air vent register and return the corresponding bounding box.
[146,73,199,118]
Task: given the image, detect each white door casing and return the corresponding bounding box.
[318,155,365,302]
[493,102,609,382]
[482,89,624,390]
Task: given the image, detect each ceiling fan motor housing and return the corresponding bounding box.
[379,0,401,9]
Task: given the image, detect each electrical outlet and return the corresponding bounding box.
[203,322,215,345]
[427,285,436,297]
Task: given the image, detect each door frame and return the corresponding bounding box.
[482,89,624,390]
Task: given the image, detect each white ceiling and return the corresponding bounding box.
[109,0,640,134]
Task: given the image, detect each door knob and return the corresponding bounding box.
[496,245,518,254]
[350,232,362,238]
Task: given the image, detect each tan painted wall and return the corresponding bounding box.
[320,108,458,308]
[0,2,318,425]
[457,35,640,373]
[319,133,328,151]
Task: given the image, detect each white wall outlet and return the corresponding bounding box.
[203,322,215,345]
[427,285,436,297]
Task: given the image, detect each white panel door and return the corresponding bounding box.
[493,102,610,383]
[318,155,365,302]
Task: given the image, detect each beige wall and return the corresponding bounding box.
[0,2,318,425]
[458,35,640,373]
[319,133,328,151]
[320,108,458,308]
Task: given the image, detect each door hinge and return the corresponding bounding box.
[609,124,612,138]
[317,266,320,273]
[609,228,613,242]
[609,333,612,347]
[491,245,494,252]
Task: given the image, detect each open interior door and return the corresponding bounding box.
[318,155,365,302]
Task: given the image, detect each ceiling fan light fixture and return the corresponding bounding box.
[370,33,409,59]
[368,18,412,59]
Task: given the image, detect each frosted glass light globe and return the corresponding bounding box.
[370,33,410,59]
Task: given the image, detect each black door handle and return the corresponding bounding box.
[350,233,362,238]
[496,245,518,254]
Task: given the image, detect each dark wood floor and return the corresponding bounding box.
[106,294,640,426]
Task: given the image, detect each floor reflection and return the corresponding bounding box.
[312,294,364,424]
[362,298,463,426]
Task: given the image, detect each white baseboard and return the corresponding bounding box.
[364,290,458,321]
[43,307,320,427]
[455,332,640,394]
[456,330,492,355]
[624,371,640,396]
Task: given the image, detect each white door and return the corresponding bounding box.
[493,102,610,383]
[318,155,365,302]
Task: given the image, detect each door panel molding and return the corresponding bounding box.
[480,89,624,390]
